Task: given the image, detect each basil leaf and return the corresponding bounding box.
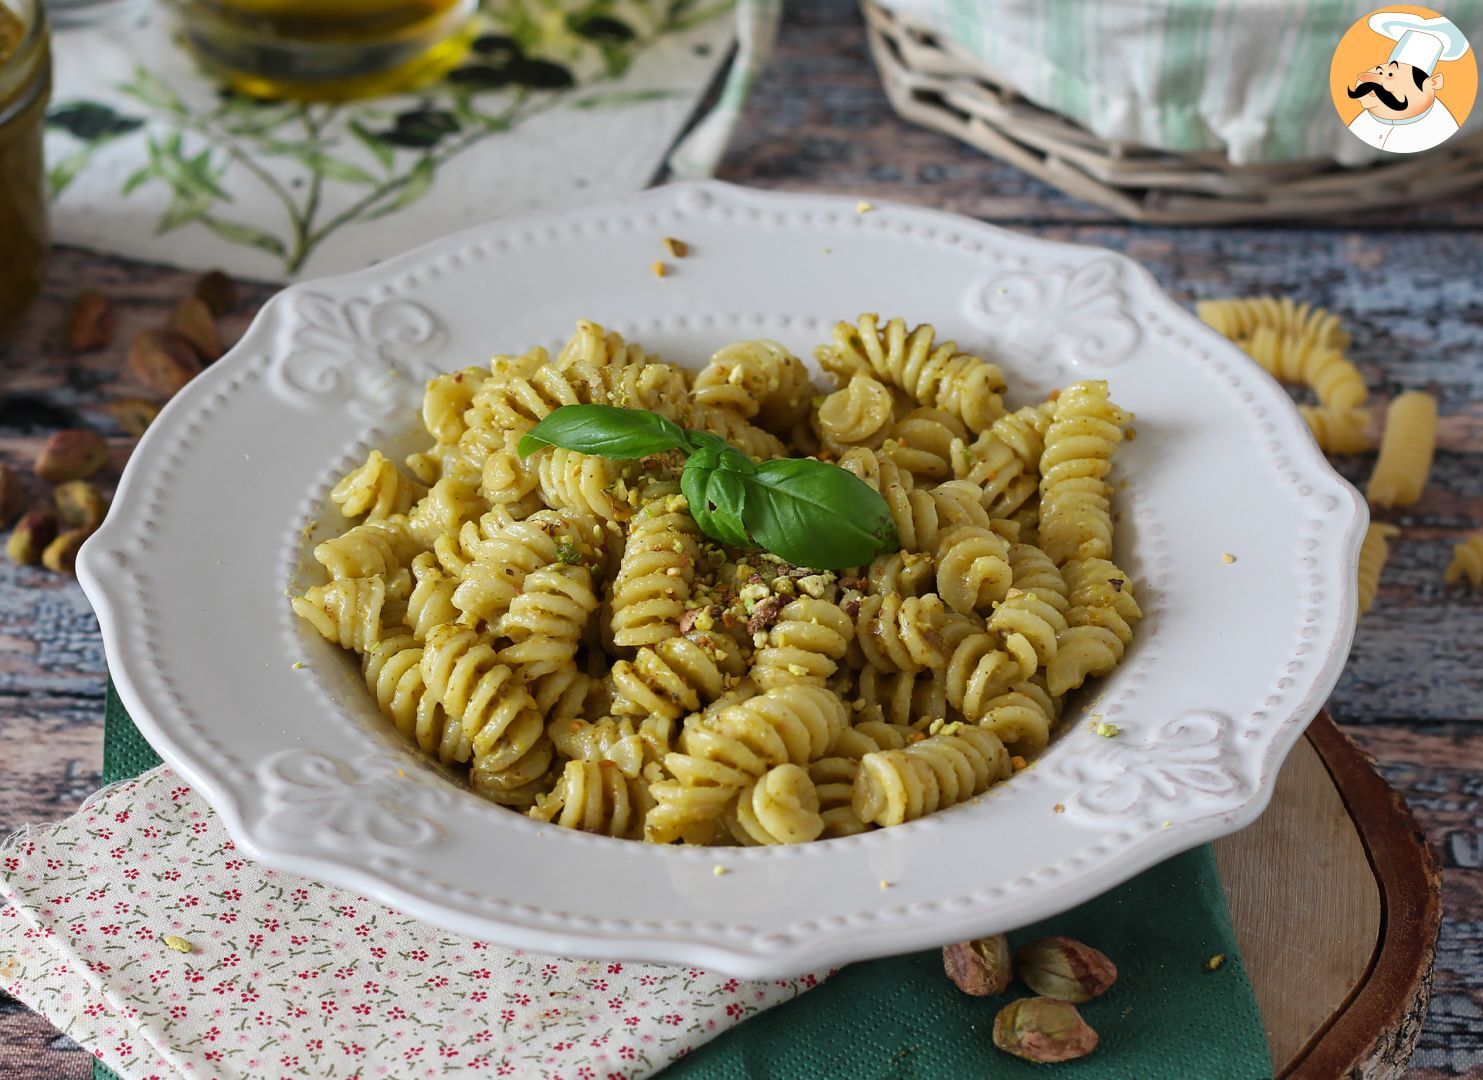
[517,404,692,459]
[681,441,754,549]
[701,468,752,548]
[741,458,899,569]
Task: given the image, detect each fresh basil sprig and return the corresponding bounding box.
[517,404,898,569]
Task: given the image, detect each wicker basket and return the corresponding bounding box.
[863,0,1483,224]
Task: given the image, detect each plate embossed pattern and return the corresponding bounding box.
[78,182,1366,976]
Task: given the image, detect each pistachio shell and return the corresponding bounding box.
[992,997,1099,1063]
[1015,935,1118,1002]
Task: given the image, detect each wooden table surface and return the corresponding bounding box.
[1,2,1480,1076]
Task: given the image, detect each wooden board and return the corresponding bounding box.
[1215,712,1442,1078]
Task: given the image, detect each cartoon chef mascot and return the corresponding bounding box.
[1348,12,1471,153]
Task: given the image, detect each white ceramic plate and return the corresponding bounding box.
[78,182,1366,978]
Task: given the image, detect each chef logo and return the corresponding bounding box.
[1331,7,1476,154]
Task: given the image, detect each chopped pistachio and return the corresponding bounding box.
[1093,722,1119,738]
[162,935,193,954]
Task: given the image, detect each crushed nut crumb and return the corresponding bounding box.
[651,260,667,278]
[856,200,875,214]
[712,865,729,877]
[162,935,193,954]
[1094,721,1119,738]
[1053,803,1066,814]
[663,237,688,258]
[1222,552,1237,564]
[1204,953,1226,972]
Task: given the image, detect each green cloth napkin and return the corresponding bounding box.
[96,680,1272,1080]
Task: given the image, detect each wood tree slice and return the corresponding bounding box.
[1213,712,1442,1078]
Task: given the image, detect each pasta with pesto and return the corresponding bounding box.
[291,316,1142,845]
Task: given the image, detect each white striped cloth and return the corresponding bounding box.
[877,0,1483,165]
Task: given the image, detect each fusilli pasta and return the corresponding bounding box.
[1367,391,1438,508]
[293,318,1141,845]
[1357,522,1400,615]
[1445,533,1483,587]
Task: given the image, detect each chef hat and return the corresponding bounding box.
[1368,12,1471,75]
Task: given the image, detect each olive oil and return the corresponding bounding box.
[0,0,50,337]
[173,0,477,101]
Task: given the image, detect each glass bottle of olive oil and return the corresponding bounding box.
[0,0,50,337]
[173,0,478,101]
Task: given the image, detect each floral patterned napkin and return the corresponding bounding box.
[0,766,822,1080]
[44,0,777,282]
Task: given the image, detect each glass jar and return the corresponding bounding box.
[0,0,50,337]
[171,0,478,101]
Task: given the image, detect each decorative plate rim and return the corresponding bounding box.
[77,180,1367,977]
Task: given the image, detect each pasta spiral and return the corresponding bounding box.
[843,448,990,553]
[531,447,630,522]
[1046,559,1142,696]
[882,407,967,483]
[609,488,702,649]
[1241,327,1366,410]
[809,721,914,837]
[866,550,935,597]
[978,679,1059,757]
[1006,543,1068,611]
[1300,406,1371,454]
[331,450,426,522]
[496,563,598,678]
[1038,380,1130,566]
[421,367,488,444]
[725,764,824,845]
[814,374,894,452]
[751,597,855,689]
[989,586,1068,678]
[941,618,1020,723]
[362,633,471,765]
[529,760,649,839]
[549,714,670,778]
[1445,532,1483,587]
[852,592,948,673]
[1358,523,1400,615]
[849,667,948,727]
[1367,391,1438,508]
[404,551,458,640]
[420,624,546,773]
[647,685,847,842]
[1197,296,1349,352]
[609,632,745,721]
[313,517,421,580]
[692,339,813,434]
[555,318,648,370]
[292,575,386,653]
[815,315,1006,432]
[687,402,789,460]
[409,477,487,547]
[935,523,1012,616]
[852,724,1011,827]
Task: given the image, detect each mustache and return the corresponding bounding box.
[1349,79,1409,110]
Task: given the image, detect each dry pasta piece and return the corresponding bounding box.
[852,724,1011,827]
[815,315,1006,432]
[1301,405,1371,454]
[1241,327,1366,410]
[1445,532,1483,587]
[1357,523,1401,615]
[1368,391,1438,508]
[1197,296,1349,352]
